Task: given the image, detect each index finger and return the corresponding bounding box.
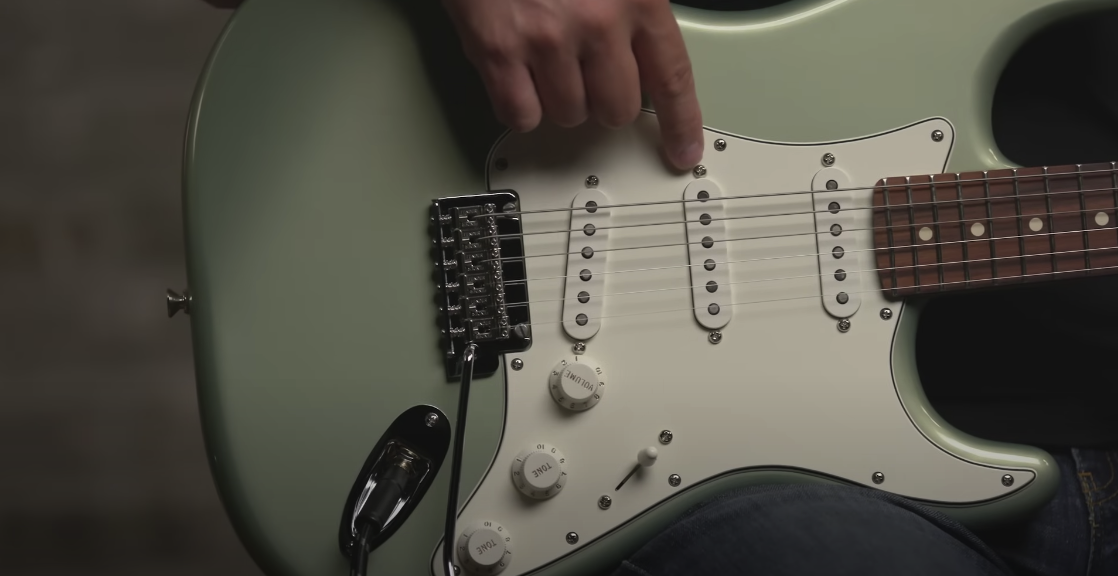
[632,5,704,170]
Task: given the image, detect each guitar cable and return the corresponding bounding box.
[349,455,414,576]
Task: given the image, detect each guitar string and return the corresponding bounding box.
[498,244,1118,308]
[512,263,1118,329]
[477,185,1118,262]
[491,204,1115,286]
[485,214,1118,271]
[478,184,1118,241]
[465,165,1118,220]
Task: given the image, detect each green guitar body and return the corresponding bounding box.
[180,1,1117,575]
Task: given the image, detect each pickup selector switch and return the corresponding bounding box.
[549,356,605,411]
[511,444,567,499]
[457,521,513,575]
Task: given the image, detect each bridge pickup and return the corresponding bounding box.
[811,169,862,318]
[431,191,532,381]
[684,179,732,330]
[562,189,611,341]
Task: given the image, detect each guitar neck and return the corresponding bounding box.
[872,161,1118,297]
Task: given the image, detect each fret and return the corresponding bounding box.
[983,171,998,281]
[1079,162,1118,271]
[929,177,945,287]
[883,177,898,297]
[1077,164,1091,271]
[1043,167,1058,273]
[987,168,1023,282]
[905,177,920,291]
[955,174,971,286]
[1012,169,1027,278]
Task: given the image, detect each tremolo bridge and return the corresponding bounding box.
[431,191,532,381]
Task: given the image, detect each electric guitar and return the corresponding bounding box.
[176,1,1118,575]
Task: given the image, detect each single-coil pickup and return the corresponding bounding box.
[562,189,611,340]
[683,179,731,330]
[811,168,861,318]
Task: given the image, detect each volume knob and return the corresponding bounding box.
[511,444,567,499]
[549,356,605,411]
[457,521,512,575]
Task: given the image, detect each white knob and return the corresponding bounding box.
[457,521,512,575]
[549,356,606,411]
[511,444,568,499]
[638,447,659,467]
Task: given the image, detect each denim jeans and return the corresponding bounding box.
[611,448,1117,576]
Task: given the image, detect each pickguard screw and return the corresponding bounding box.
[822,153,835,166]
[714,139,727,151]
[453,566,461,575]
[659,430,673,444]
[872,472,885,484]
[425,413,439,427]
[511,358,523,371]
[693,165,707,178]
[708,330,722,344]
[932,130,944,142]
[880,308,893,320]
[585,175,599,188]
[573,342,586,354]
[838,319,851,333]
[502,202,517,213]
[668,474,682,487]
[495,158,508,171]
[598,495,612,509]
[1002,474,1014,487]
[566,532,579,544]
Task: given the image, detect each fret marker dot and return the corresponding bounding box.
[918,227,933,242]
[1029,218,1043,232]
[1095,211,1109,227]
[970,222,985,237]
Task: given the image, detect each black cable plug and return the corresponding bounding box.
[349,456,415,576]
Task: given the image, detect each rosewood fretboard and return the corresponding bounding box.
[872,162,1118,298]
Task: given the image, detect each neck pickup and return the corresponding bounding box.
[872,162,1118,298]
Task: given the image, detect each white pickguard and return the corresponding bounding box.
[431,115,1036,576]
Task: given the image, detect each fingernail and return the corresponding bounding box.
[675,141,703,169]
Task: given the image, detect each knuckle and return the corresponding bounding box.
[471,37,516,65]
[525,21,566,52]
[576,5,617,36]
[654,63,695,100]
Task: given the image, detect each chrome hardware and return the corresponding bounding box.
[598,495,612,509]
[659,430,673,444]
[822,153,835,166]
[566,532,579,544]
[668,474,682,487]
[872,472,885,484]
[932,130,944,142]
[432,192,532,381]
[166,289,191,318]
[573,342,586,354]
[708,330,722,344]
[880,308,893,320]
[838,319,851,333]
[425,413,439,427]
[693,165,707,178]
[585,175,599,188]
[502,202,517,214]
[714,139,727,151]
[511,358,523,371]
[1002,474,1014,487]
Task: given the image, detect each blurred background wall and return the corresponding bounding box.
[0,1,262,574]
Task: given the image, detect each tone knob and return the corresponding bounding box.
[548,356,605,411]
[511,444,567,499]
[457,521,512,575]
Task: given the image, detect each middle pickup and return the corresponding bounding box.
[683,179,732,330]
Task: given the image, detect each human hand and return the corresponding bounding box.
[441,0,704,170]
